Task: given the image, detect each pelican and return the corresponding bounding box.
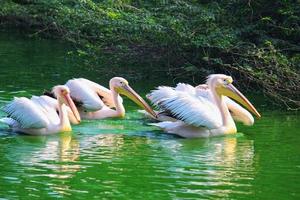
[0,85,81,135]
[144,83,254,126]
[62,77,156,119]
[147,74,261,138]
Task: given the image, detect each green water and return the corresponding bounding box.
[0,30,299,200]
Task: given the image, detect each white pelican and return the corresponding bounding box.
[147,74,261,138]
[63,77,156,119]
[144,83,254,126]
[0,85,81,135]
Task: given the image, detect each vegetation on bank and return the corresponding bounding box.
[0,0,299,109]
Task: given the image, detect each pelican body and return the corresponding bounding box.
[147,74,261,138]
[0,86,81,135]
[64,77,156,120]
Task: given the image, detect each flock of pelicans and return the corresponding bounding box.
[0,74,261,138]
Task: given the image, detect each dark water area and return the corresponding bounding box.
[0,30,299,199]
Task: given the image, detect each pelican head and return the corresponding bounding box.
[207,74,261,118]
[52,85,81,123]
[110,77,156,118]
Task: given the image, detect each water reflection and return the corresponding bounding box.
[14,133,80,178]
[154,135,255,198]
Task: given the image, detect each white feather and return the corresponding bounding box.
[0,117,20,127]
[2,97,49,129]
[175,83,197,95]
[31,96,60,125]
[149,121,185,130]
[150,121,211,138]
[35,95,58,108]
[149,85,222,129]
[66,79,104,111]
[76,78,123,107]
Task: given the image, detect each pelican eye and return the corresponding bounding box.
[120,81,126,86]
[223,78,232,85]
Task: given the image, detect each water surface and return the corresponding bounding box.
[0,30,299,199]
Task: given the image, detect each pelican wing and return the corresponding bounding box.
[175,83,197,95]
[149,86,222,129]
[2,97,49,129]
[31,95,58,110]
[31,96,60,124]
[66,78,104,111]
[77,78,123,108]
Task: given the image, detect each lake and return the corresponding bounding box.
[0,30,299,199]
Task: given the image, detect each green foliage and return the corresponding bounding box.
[0,0,299,109]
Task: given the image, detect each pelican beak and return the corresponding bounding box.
[116,84,157,118]
[216,84,261,118]
[63,93,81,123]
